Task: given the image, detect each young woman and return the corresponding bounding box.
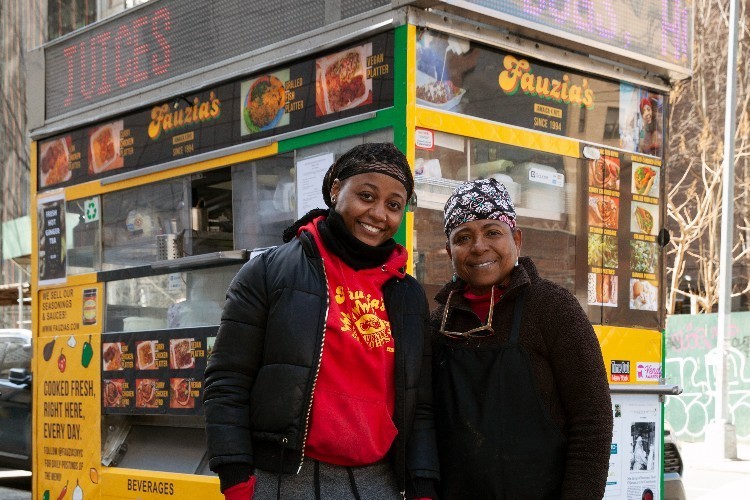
[432,178,612,499]
[638,96,662,156]
[204,143,439,500]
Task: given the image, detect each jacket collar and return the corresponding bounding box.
[297,229,321,259]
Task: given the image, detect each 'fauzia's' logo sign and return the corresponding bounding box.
[499,55,595,109]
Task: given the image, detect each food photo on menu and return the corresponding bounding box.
[169,338,195,370]
[103,379,125,408]
[588,156,620,190]
[588,194,620,229]
[135,340,157,370]
[240,69,290,135]
[630,202,658,235]
[588,233,618,269]
[102,342,124,371]
[39,136,72,187]
[170,377,195,409]
[315,43,373,117]
[632,163,660,197]
[630,278,658,311]
[135,378,159,408]
[587,272,618,307]
[88,120,124,174]
[630,240,658,274]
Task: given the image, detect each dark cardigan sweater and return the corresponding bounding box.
[431,256,613,499]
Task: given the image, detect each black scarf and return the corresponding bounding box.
[282,209,396,270]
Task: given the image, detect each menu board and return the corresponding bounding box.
[38,31,395,191]
[583,146,662,329]
[101,327,216,415]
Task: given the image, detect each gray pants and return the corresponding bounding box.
[255,459,402,500]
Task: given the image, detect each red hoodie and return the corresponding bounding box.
[302,217,407,466]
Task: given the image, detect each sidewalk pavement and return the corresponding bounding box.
[679,441,750,499]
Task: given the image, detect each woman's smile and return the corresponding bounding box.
[470,260,497,269]
[360,221,385,234]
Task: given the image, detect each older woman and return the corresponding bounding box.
[432,178,612,499]
[204,143,439,500]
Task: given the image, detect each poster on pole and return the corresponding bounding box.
[38,192,67,284]
[606,393,661,499]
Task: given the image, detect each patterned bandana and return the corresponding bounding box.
[443,178,517,237]
[322,143,414,207]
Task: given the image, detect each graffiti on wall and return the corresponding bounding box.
[665,312,750,442]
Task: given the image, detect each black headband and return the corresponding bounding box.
[322,143,414,206]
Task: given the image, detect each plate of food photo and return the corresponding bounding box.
[630,278,658,311]
[631,202,657,235]
[632,164,659,197]
[630,240,658,274]
[587,272,618,307]
[588,194,619,229]
[318,45,372,115]
[135,378,159,408]
[169,338,195,370]
[103,379,124,408]
[88,121,124,174]
[588,156,620,190]
[170,378,194,409]
[243,75,286,133]
[40,137,71,187]
[587,233,618,269]
[102,342,123,371]
[416,70,466,111]
[135,340,157,370]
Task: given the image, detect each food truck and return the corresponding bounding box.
[28,1,691,498]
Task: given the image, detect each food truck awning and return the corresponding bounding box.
[2,216,31,261]
[1,215,32,306]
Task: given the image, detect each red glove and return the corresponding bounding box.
[223,476,256,500]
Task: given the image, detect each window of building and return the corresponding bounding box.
[47,0,152,41]
[603,107,620,140]
[578,107,587,133]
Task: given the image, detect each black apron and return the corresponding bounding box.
[435,291,567,499]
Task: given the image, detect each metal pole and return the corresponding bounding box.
[18,280,23,327]
[16,259,23,327]
[706,0,740,460]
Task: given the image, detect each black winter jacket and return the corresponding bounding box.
[431,257,612,499]
[204,230,439,493]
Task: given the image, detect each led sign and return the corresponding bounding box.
[43,0,390,119]
[441,0,692,71]
[61,7,172,107]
